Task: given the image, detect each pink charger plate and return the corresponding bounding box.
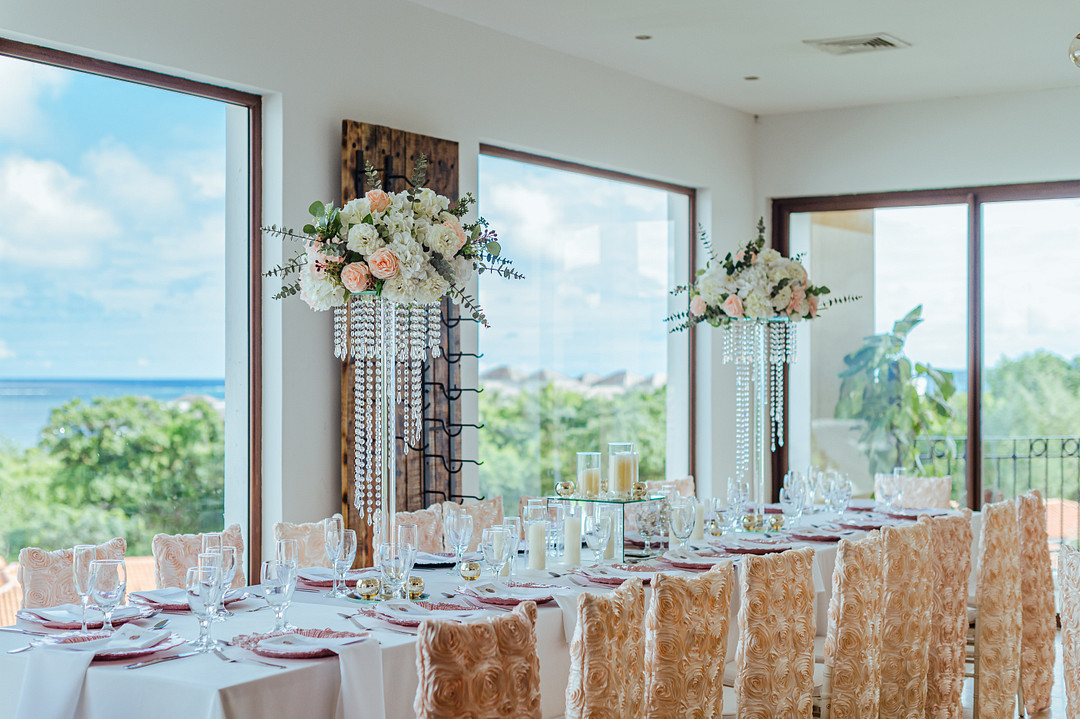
[16,605,158,631]
[232,628,370,659]
[365,600,481,627]
[129,589,249,612]
[47,631,187,661]
[461,581,558,606]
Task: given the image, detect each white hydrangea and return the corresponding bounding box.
[387,233,428,280]
[696,265,728,305]
[757,248,781,265]
[346,223,381,255]
[413,188,449,218]
[379,274,411,304]
[299,262,345,311]
[735,263,768,296]
[339,197,372,228]
[427,223,460,257]
[771,284,792,312]
[743,289,772,319]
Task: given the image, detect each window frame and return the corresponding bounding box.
[771,179,1080,508]
[0,37,264,572]
[477,144,698,480]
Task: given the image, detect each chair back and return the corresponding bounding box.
[152,524,246,589]
[734,547,816,718]
[924,509,973,719]
[973,498,1022,718]
[566,577,646,719]
[441,497,504,552]
[821,531,884,719]
[414,601,541,718]
[17,537,126,608]
[372,505,445,554]
[878,520,933,719]
[643,563,735,718]
[1017,490,1056,714]
[1059,543,1080,719]
[273,513,343,568]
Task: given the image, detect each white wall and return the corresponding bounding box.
[756,85,1080,205]
[0,0,756,557]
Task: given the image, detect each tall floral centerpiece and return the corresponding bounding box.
[265,156,520,543]
[670,219,855,524]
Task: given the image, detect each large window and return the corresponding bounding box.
[776,182,1080,557]
[0,41,260,619]
[476,148,693,515]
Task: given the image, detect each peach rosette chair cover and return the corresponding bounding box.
[878,520,933,719]
[643,562,735,718]
[441,497,504,552]
[923,509,973,719]
[972,498,1022,719]
[566,577,646,719]
[414,600,541,718]
[372,505,445,553]
[1060,543,1080,719]
[818,531,884,719]
[1016,490,1055,714]
[273,512,343,568]
[17,537,126,609]
[152,523,246,589]
[734,547,816,719]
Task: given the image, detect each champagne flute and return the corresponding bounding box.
[502,517,522,577]
[324,515,344,565]
[444,510,474,575]
[276,538,299,571]
[328,529,357,598]
[261,560,296,632]
[201,532,223,555]
[398,524,419,597]
[72,544,95,634]
[88,559,126,634]
[208,546,237,617]
[186,565,223,651]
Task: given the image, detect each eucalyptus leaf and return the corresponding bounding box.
[309,200,325,217]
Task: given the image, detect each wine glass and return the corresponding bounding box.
[638,502,663,554]
[444,509,474,575]
[72,544,95,634]
[88,559,126,634]
[876,472,897,511]
[276,538,300,571]
[261,560,296,632]
[327,529,357,598]
[186,565,224,651]
[832,475,853,514]
[481,527,511,577]
[583,513,612,564]
[669,498,695,550]
[779,486,804,528]
[376,543,409,599]
[892,466,908,508]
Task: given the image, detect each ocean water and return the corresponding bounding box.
[0,378,226,448]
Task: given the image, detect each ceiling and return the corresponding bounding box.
[406,0,1080,115]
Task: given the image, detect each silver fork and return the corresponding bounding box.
[7,641,39,654]
[212,648,285,669]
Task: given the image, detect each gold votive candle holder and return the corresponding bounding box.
[356,576,380,600]
[459,560,482,581]
[631,481,648,501]
[741,514,763,532]
[555,480,576,498]
[768,515,785,531]
[407,575,425,599]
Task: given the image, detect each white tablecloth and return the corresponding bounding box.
[0,510,954,719]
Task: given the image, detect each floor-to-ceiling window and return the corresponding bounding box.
[476,147,694,515]
[0,41,260,620]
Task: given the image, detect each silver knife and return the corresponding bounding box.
[123,650,201,669]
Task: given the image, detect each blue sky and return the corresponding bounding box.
[0,55,226,380]
[476,154,681,379]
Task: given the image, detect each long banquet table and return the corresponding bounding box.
[0,509,967,719]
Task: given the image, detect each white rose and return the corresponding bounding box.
[696,265,727,305]
[346,223,381,255]
[299,262,345,311]
[758,248,781,264]
[339,197,372,228]
[427,223,460,256]
[771,285,793,312]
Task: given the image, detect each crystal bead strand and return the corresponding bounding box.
[427,304,442,359]
[333,306,347,360]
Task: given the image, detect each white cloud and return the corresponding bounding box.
[0,56,68,140]
[0,340,15,360]
[83,140,180,215]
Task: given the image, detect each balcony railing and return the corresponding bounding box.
[915,435,1080,552]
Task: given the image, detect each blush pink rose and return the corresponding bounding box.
[721,294,744,318]
[808,294,819,318]
[366,189,391,213]
[786,285,806,315]
[689,296,707,316]
[367,247,400,279]
[340,262,371,292]
[443,220,467,252]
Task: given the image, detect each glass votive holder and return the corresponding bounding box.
[576,452,601,498]
[555,480,576,498]
[356,576,380,600]
[407,576,425,599]
[459,561,482,581]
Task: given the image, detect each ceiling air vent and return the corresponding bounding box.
[803,33,911,56]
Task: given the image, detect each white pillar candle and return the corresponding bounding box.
[613,453,635,497]
[563,515,581,566]
[692,501,705,540]
[604,520,616,559]
[580,468,601,497]
[527,521,546,571]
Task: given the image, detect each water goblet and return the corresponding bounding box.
[377,543,409,598]
[89,559,126,634]
[444,509,474,575]
[260,560,296,632]
[186,565,224,651]
[481,527,511,576]
[201,532,223,555]
[669,498,695,550]
[583,513,612,564]
[779,486,804,528]
[502,517,522,576]
[638,502,663,554]
[72,544,95,634]
[327,529,357,598]
[833,475,853,514]
[207,546,237,618]
[891,466,908,508]
[546,503,566,558]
